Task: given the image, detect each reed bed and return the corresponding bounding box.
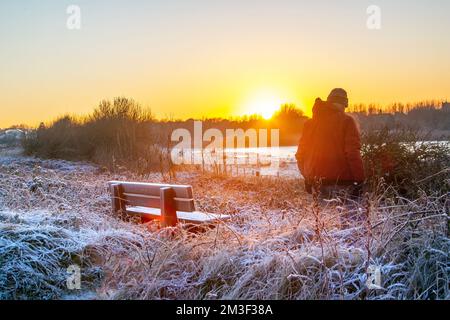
[0,155,448,300]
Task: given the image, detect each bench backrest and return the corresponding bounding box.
[108,181,196,212]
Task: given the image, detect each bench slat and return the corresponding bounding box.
[109,181,193,199]
[122,193,196,212]
[126,206,230,224]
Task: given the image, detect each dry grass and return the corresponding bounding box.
[0,155,448,300]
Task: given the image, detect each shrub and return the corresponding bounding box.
[361,127,450,197]
[23,97,171,173]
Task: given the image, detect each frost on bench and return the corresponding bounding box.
[108,181,230,227]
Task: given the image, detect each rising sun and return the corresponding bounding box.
[241,90,285,120]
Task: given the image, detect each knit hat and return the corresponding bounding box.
[327,88,348,108]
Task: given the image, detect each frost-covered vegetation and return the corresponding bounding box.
[3,109,450,299]
[0,153,448,300]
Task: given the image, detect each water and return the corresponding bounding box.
[172,141,449,177]
[173,147,297,164]
[172,146,300,177]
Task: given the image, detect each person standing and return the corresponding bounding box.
[296,88,365,199]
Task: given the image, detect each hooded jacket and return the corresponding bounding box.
[296,99,365,185]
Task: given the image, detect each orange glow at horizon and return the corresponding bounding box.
[1,1,449,128]
[238,88,299,120]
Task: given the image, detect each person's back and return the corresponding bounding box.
[296,88,365,197]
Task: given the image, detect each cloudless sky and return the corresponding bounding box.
[1,0,449,126]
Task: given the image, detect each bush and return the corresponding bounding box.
[361,127,450,197]
[23,97,171,173]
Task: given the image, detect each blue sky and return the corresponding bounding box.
[1,0,449,126]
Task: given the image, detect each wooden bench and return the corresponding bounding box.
[108,181,230,227]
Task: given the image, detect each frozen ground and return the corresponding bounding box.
[0,152,448,300]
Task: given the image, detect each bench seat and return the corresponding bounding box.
[109,181,230,229]
[126,206,231,225]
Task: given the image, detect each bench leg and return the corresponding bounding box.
[160,187,178,227]
[110,183,125,214]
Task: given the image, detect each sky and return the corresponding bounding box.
[1,0,449,127]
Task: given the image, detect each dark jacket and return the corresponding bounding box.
[296,99,365,186]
